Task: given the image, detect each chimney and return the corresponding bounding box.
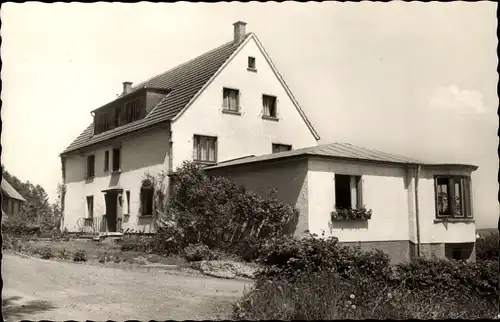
[233,21,247,43]
[122,81,132,95]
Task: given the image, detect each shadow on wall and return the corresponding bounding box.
[2,296,57,321]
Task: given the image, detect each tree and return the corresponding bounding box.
[2,165,60,230]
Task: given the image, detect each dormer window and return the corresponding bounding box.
[248,56,256,71]
[125,99,142,123]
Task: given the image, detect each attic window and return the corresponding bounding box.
[263,95,277,118]
[248,57,256,70]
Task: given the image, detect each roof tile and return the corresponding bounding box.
[62,36,246,155]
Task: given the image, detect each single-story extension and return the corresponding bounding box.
[205,142,478,264]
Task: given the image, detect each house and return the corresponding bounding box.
[205,143,478,263]
[1,177,27,220]
[59,21,320,234]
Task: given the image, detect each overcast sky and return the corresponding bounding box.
[1,2,498,228]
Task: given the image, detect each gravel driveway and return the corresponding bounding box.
[2,252,251,321]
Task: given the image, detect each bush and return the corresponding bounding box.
[476,231,499,261]
[184,244,220,262]
[235,260,498,320]
[73,249,87,262]
[119,235,154,252]
[257,234,392,282]
[40,246,53,259]
[153,162,299,256]
[58,248,70,259]
[393,257,498,301]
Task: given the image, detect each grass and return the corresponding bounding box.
[233,269,498,320]
[14,238,189,268]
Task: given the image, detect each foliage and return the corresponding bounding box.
[152,161,299,256]
[393,257,498,301]
[40,246,54,259]
[235,238,498,320]
[119,235,154,253]
[331,206,373,221]
[183,244,220,262]
[475,231,499,261]
[233,267,497,320]
[58,248,70,260]
[257,234,391,283]
[73,249,87,262]
[2,166,62,232]
[2,215,41,237]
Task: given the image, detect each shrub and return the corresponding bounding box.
[394,257,498,301]
[73,249,87,262]
[234,264,498,320]
[475,231,499,261]
[40,246,54,259]
[184,244,220,262]
[119,235,154,252]
[58,248,70,259]
[153,162,299,255]
[257,234,392,282]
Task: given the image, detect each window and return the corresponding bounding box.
[115,107,122,127]
[126,191,130,215]
[193,135,217,163]
[272,143,292,153]
[263,95,277,118]
[104,151,109,172]
[223,88,240,112]
[112,148,121,172]
[125,99,142,123]
[248,56,256,69]
[140,181,154,216]
[86,196,94,219]
[335,174,362,209]
[435,176,472,218]
[86,155,95,178]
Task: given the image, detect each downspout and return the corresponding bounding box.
[414,164,422,257]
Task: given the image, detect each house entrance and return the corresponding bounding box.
[104,191,120,232]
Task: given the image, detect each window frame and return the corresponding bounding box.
[86,195,94,219]
[222,87,240,112]
[193,134,218,164]
[272,143,292,153]
[140,183,154,217]
[248,56,256,70]
[104,150,109,172]
[262,94,278,119]
[125,191,131,215]
[86,155,95,179]
[434,175,472,219]
[112,147,121,172]
[334,174,363,210]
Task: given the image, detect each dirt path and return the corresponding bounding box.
[1,252,252,321]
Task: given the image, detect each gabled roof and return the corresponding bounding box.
[1,177,26,202]
[61,29,321,155]
[61,36,248,155]
[205,142,477,170]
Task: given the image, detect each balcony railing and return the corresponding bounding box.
[77,215,122,235]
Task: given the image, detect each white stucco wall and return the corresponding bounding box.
[307,159,411,242]
[171,36,318,170]
[63,126,170,232]
[417,168,476,243]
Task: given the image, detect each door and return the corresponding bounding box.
[104,192,118,232]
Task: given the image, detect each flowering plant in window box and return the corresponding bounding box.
[331,206,373,221]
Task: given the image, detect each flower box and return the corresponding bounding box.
[331,206,372,221]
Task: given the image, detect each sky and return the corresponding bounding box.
[1,2,498,228]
